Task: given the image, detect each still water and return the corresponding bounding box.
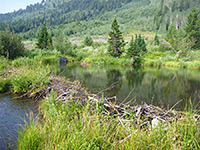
[52,63,200,110]
[1,63,200,149]
[0,94,37,149]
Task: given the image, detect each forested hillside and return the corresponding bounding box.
[0,0,199,38]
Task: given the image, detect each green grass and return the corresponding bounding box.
[17,93,200,150]
[8,65,50,94]
[0,77,10,93]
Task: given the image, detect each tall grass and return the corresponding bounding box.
[8,65,50,94]
[0,77,10,93]
[17,93,200,150]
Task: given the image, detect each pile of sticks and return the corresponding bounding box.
[18,76,200,129]
[52,78,199,129]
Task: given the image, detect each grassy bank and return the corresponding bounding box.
[0,50,57,94]
[17,92,200,150]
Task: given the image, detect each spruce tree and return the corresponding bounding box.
[37,23,52,49]
[108,17,125,58]
[127,36,139,57]
[185,8,200,49]
[127,34,147,64]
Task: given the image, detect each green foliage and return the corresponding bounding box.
[165,23,177,48]
[0,29,25,59]
[158,44,173,52]
[108,17,125,58]
[185,8,200,49]
[9,65,50,93]
[154,34,160,46]
[0,77,10,93]
[0,56,8,71]
[127,36,139,57]
[17,92,200,149]
[54,34,76,56]
[83,36,93,46]
[128,34,147,61]
[177,36,195,58]
[36,23,52,49]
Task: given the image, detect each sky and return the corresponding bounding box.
[0,0,42,14]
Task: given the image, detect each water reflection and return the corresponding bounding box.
[51,63,200,110]
[125,68,145,89]
[106,69,122,97]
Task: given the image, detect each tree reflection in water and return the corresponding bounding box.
[106,69,122,97]
[125,67,145,89]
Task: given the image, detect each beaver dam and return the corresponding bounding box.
[16,76,200,130]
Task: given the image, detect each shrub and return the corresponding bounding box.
[158,43,173,52]
[0,30,25,59]
[83,36,93,46]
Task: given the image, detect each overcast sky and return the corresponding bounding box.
[0,0,42,14]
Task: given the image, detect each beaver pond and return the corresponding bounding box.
[52,63,200,110]
[1,63,200,149]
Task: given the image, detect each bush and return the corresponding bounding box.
[83,36,93,46]
[54,34,76,57]
[0,30,25,59]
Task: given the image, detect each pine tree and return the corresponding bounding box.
[37,23,52,49]
[108,17,125,58]
[185,8,200,49]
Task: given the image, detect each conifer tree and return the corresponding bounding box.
[37,23,52,49]
[127,34,147,64]
[185,8,200,49]
[127,36,139,57]
[165,23,177,47]
[108,17,125,57]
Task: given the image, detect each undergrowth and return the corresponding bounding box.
[17,94,200,150]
